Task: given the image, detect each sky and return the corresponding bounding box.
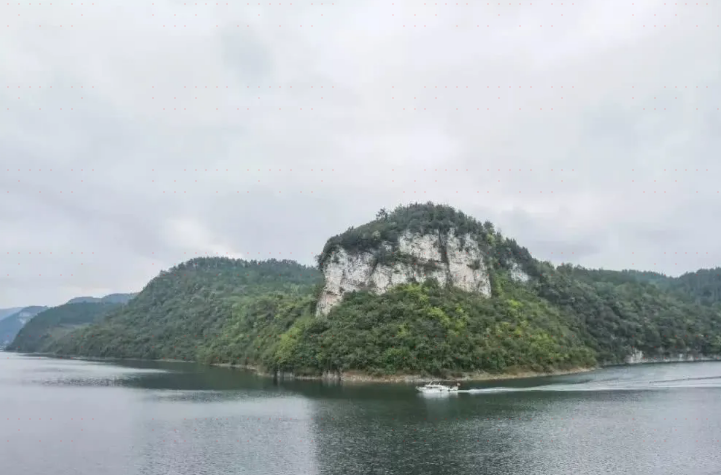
[1,1,720,308]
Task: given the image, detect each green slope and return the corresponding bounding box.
[200,280,595,377]
[538,265,721,364]
[46,258,322,360]
[7,302,124,353]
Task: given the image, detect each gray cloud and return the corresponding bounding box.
[2,1,721,306]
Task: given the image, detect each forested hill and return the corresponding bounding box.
[16,203,721,379]
[45,258,322,360]
[7,302,124,353]
[556,265,721,309]
[537,265,721,364]
[639,268,721,307]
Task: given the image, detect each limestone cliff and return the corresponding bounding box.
[316,228,528,316]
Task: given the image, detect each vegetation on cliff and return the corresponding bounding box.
[261,280,595,377]
[316,203,535,278]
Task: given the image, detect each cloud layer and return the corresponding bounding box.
[2,1,720,306]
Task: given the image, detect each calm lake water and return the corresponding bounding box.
[1,353,721,475]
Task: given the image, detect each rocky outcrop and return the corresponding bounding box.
[624,349,721,364]
[316,229,497,316]
[509,261,530,283]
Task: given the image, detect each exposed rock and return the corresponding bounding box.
[509,261,530,283]
[316,229,492,316]
[624,349,721,364]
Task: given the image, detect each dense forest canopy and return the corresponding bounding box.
[43,258,322,361]
[255,280,596,376]
[9,203,721,378]
[539,264,721,363]
[557,264,721,309]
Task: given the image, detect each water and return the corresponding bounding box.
[1,353,721,475]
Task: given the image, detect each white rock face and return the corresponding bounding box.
[509,261,530,283]
[624,349,720,365]
[315,229,493,316]
[625,349,645,364]
[398,233,441,261]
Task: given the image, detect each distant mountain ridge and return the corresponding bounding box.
[0,306,48,349]
[65,293,138,305]
[0,307,24,321]
[1,292,136,352]
[7,301,125,353]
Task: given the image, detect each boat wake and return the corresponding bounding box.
[458,378,721,395]
[648,375,721,384]
[419,364,721,396]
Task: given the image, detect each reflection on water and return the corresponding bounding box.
[2,353,721,475]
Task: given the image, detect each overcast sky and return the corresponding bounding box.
[1,1,720,308]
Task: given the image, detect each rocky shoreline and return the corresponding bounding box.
[623,349,721,365]
[16,352,721,385]
[22,354,598,383]
[213,364,598,384]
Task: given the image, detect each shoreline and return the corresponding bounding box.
[11,351,721,384]
[212,363,599,383]
[11,351,597,383]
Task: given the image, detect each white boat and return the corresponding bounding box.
[416,382,460,394]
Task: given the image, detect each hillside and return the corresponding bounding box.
[45,258,322,360]
[6,302,125,353]
[539,265,721,364]
[16,202,721,379]
[0,306,48,349]
[200,280,594,377]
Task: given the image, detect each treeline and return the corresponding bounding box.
[541,264,721,363]
[45,259,322,361]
